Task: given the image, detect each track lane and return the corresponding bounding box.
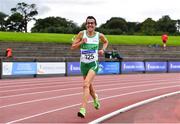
[0,73,179,123]
[1,75,179,96]
[1,79,180,106]
[6,86,180,123]
[2,84,180,123]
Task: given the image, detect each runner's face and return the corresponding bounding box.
[86,19,96,32]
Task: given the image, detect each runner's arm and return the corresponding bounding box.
[71,31,85,50]
[98,33,109,55]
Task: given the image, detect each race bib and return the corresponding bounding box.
[80,50,98,63]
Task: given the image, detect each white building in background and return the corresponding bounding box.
[176,21,180,32]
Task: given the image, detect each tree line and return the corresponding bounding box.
[0,2,180,35]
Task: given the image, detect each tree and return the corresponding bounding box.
[141,18,156,35]
[105,17,127,30]
[99,17,128,34]
[127,22,138,35]
[0,12,8,31]
[156,15,176,34]
[11,2,38,32]
[6,13,23,32]
[31,17,79,33]
[80,22,86,30]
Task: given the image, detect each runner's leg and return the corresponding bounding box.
[81,69,96,109]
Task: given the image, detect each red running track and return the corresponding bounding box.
[102,93,180,123]
[0,73,180,123]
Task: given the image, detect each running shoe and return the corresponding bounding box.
[77,108,86,118]
[93,94,100,109]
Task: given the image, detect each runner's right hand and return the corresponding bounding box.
[81,38,87,43]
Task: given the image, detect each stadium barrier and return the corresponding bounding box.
[1,59,180,79]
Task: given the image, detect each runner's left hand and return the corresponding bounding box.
[98,49,104,56]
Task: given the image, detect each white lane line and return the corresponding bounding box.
[0,77,125,88]
[1,82,180,109]
[0,73,178,85]
[6,86,180,124]
[0,78,77,86]
[1,82,179,109]
[0,78,175,98]
[89,91,180,124]
[0,76,126,86]
[1,77,180,93]
[1,74,179,88]
[0,80,79,88]
[0,83,80,93]
[0,79,126,92]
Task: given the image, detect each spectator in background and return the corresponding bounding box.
[161,34,168,50]
[6,48,12,58]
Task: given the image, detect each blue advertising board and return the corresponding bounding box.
[121,62,145,73]
[98,62,120,74]
[67,62,120,75]
[145,62,167,72]
[12,62,37,75]
[67,62,81,75]
[168,62,180,72]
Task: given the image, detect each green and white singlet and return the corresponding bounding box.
[80,30,100,63]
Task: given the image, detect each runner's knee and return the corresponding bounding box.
[83,80,90,89]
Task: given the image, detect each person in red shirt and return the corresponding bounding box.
[161,34,168,50]
[6,48,12,58]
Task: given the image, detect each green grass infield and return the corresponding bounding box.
[0,31,180,46]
